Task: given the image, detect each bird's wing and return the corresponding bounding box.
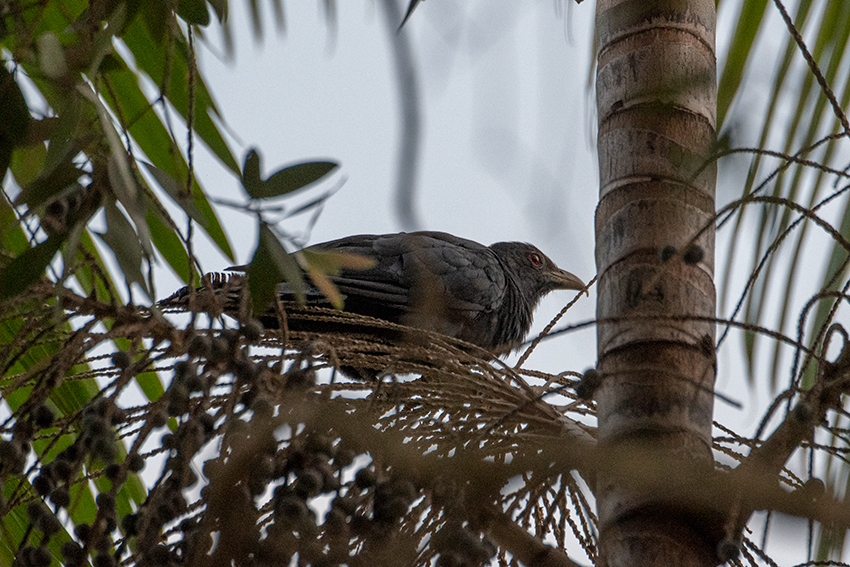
[310,232,508,314]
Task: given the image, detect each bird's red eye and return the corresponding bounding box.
[529,252,542,266]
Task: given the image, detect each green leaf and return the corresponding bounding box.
[241,149,263,199]
[0,66,30,176]
[240,149,338,199]
[264,161,339,198]
[140,0,170,43]
[121,17,240,174]
[97,201,149,297]
[0,234,63,300]
[9,143,47,188]
[247,223,305,314]
[0,197,28,258]
[14,156,80,210]
[177,0,211,26]
[143,161,204,222]
[716,0,769,128]
[207,0,228,23]
[99,58,234,260]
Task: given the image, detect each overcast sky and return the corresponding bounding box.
[161,2,846,563]
[184,1,600,388]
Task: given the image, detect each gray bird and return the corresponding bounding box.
[161,231,584,375]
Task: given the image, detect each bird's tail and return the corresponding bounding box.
[158,272,248,317]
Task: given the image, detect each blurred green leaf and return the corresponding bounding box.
[207,0,228,23]
[100,58,234,261]
[121,17,240,174]
[248,223,305,314]
[145,202,193,284]
[0,234,63,300]
[0,197,28,258]
[717,0,769,128]
[305,263,342,309]
[177,0,211,26]
[0,66,29,176]
[9,143,47,188]
[140,0,170,43]
[14,155,80,210]
[97,201,148,296]
[241,149,263,197]
[241,149,338,199]
[143,161,204,222]
[264,161,338,198]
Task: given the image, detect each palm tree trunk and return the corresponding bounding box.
[594,1,720,565]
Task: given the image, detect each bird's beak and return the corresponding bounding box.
[551,269,586,293]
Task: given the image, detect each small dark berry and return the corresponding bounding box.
[60,444,80,462]
[187,335,211,358]
[575,368,601,400]
[275,494,308,523]
[241,320,263,342]
[683,244,704,265]
[96,493,116,515]
[660,245,677,262]
[95,399,111,417]
[209,337,229,363]
[151,409,169,428]
[74,523,92,543]
[93,437,116,463]
[83,415,108,437]
[111,351,131,370]
[294,468,324,498]
[37,510,61,536]
[234,359,257,383]
[30,546,52,567]
[93,552,116,567]
[306,435,334,456]
[163,433,178,450]
[285,368,315,390]
[109,408,126,426]
[103,514,118,534]
[324,507,347,535]
[716,537,740,562]
[167,384,190,417]
[50,487,71,508]
[26,501,46,523]
[0,440,25,475]
[33,405,55,428]
[198,413,216,434]
[52,458,72,482]
[221,329,240,347]
[32,474,53,496]
[60,541,84,563]
[354,468,377,489]
[793,402,813,423]
[251,396,274,421]
[121,513,139,536]
[127,453,145,473]
[174,360,195,382]
[334,448,356,468]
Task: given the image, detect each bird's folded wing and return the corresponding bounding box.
[324,276,410,307]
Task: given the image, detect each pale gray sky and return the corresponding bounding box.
[154,2,846,563]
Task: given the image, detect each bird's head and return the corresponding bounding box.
[489,242,585,302]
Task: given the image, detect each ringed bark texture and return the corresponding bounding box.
[594,1,719,565]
